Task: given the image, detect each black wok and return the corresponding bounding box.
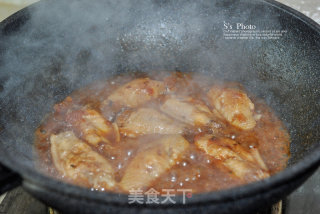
[0,0,319,213]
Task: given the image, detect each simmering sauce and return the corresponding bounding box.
[34,71,290,193]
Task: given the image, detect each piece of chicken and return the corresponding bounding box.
[50,131,115,190]
[66,109,120,146]
[207,86,256,130]
[116,108,186,137]
[211,136,268,171]
[163,71,197,95]
[160,96,227,137]
[160,96,213,126]
[195,134,269,182]
[120,135,189,191]
[101,78,165,109]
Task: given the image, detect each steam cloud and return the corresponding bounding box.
[0,0,318,171]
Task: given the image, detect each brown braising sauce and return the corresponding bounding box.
[34,71,290,194]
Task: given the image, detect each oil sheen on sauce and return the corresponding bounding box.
[34,71,290,194]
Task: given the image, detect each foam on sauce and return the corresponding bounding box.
[34,71,290,193]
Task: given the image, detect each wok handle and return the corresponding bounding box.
[0,164,21,194]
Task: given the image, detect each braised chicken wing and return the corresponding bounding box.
[66,109,120,146]
[160,96,212,126]
[102,78,165,108]
[207,86,256,130]
[50,131,116,190]
[116,108,185,137]
[120,135,189,191]
[195,134,269,181]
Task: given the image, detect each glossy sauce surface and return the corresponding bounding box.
[35,72,290,193]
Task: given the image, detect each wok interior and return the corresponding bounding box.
[0,0,319,181]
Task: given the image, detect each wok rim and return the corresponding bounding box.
[0,0,319,207]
